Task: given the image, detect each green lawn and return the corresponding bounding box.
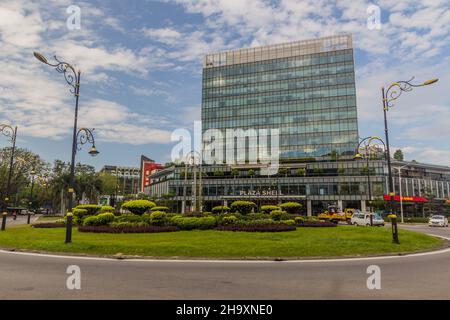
[0,225,444,259]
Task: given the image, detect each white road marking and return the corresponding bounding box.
[1,245,449,264]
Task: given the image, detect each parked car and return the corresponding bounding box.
[351,211,385,226]
[428,215,449,227]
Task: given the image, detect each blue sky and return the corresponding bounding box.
[0,0,449,169]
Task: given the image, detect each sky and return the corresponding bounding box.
[0,0,449,169]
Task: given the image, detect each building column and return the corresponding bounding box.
[307,200,312,217]
[223,200,228,207]
[337,200,343,210]
[361,200,367,212]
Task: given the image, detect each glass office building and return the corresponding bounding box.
[202,34,358,160]
[148,34,450,215]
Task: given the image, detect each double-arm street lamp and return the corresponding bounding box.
[382,76,438,244]
[34,52,99,243]
[355,136,386,226]
[0,124,17,231]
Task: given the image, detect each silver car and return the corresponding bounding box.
[428,215,449,227]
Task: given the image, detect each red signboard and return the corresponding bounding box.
[383,195,428,202]
[140,156,163,193]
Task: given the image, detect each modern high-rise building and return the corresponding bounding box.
[202,34,358,161]
[149,34,450,215]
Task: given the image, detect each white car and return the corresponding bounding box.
[428,215,449,227]
[351,212,385,226]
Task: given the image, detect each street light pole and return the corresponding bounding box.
[355,136,386,226]
[382,76,438,244]
[0,124,17,230]
[33,52,99,244]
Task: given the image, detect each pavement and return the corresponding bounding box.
[0,224,449,299]
[2,214,39,226]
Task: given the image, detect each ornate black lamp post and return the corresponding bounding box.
[33,52,99,243]
[355,136,386,225]
[0,124,17,231]
[382,77,438,244]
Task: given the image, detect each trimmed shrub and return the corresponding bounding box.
[217,223,296,232]
[121,200,156,215]
[230,201,256,215]
[221,215,238,225]
[72,208,89,218]
[149,211,168,226]
[99,206,115,214]
[295,216,305,225]
[83,216,101,226]
[114,214,143,224]
[110,221,149,228]
[280,219,296,226]
[171,216,217,230]
[78,225,178,234]
[74,204,102,215]
[279,202,302,214]
[96,213,115,225]
[270,210,288,221]
[150,206,169,212]
[244,213,270,221]
[212,205,230,214]
[260,205,279,214]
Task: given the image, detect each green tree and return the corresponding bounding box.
[393,149,404,161]
[231,169,239,178]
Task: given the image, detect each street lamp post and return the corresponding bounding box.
[394,165,409,224]
[0,124,17,231]
[34,51,99,243]
[355,136,386,226]
[27,170,36,225]
[382,77,438,244]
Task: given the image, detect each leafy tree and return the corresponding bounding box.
[393,149,404,161]
[247,169,255,177]
[231,169,239,178]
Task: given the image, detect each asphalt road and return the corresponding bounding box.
[0,224,449,300]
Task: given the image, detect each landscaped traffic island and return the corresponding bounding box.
[0,224,444,259]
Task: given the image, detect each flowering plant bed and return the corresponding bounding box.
[297,221,337,227]
[216,223,296,232]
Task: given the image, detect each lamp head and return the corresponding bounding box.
[423,78,438,86]
[33,52,48,65]
[354,153,363,160]
[88,146,99,157]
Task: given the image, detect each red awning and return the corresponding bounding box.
[383,195,428,202]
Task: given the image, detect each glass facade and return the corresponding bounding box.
[202,35,358,160]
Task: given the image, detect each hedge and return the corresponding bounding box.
[270,210,288,221]
[121,200,156,215]
[74,204,102,215]
[78,225,178,234]
[279,202,302,214]
[99,206,115,214]
[150,206,169,212]
[297,221,337,227]
[149,211,168,226]
[32,222,65,228]
[212,205,230,214]
[230,201,256,215]
[260,205,279,214]
[170,216,217,230]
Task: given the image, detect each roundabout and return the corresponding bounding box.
[0,223,449,299]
